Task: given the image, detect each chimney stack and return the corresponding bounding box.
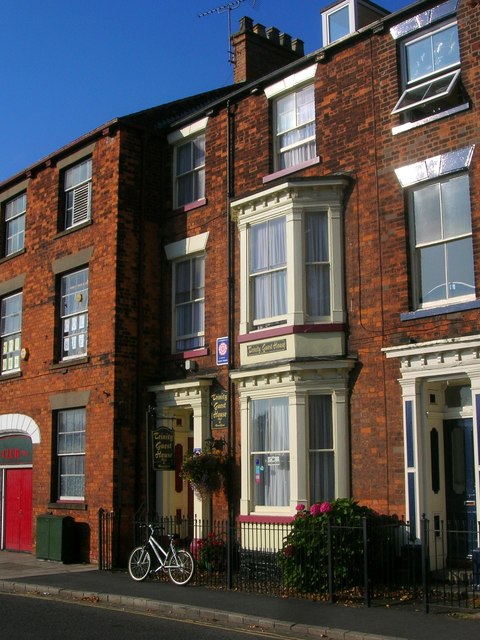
[232,16,305,84]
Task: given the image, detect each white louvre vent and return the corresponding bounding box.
[72,182,91,225]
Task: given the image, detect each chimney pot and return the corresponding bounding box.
[253,22,266,38]
[291,38,304,56]
[280,33,292,49]
[239,16,253,33]
[266,26,280,43]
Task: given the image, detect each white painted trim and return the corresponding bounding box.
[164,232,209,261]
[167,117,209,145]
[0,413,40,443]
[264,64,317,99]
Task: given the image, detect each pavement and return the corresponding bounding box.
[0,550,479,640]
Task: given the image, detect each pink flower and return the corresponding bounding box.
[309,503,322,517]
[320,501,332,513]
[295,504,306,511]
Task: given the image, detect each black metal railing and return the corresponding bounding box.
[99,510,480,611]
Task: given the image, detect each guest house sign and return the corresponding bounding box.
[151,427,175,471]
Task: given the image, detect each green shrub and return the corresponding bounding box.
[278,498,398,593]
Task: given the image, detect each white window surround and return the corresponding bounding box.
[395,145,474,187]
[231,361,353,517]
[232,179,348,337]
[167,118,209,145]
[264,64,317,100]
[164,232,209,260]
[390,0,458,40]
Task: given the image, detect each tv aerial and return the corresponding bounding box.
[199,0,258,64]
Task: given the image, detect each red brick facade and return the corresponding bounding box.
[1,0,479,562]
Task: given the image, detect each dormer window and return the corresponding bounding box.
[323,1,353,44]
[321,0,388,46]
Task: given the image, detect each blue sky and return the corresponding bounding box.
[0,0,406,183]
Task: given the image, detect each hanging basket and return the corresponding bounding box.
[181,439,228,499]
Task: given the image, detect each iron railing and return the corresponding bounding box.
[98,510,480,612]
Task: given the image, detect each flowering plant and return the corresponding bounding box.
[190,532,227,571]
[180,438,228,499]
[279,499,399,594]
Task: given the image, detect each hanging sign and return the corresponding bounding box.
[151,427,175,471]
[211,390,228,430]
[216,336,229,366]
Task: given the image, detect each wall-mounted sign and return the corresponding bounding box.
[0,435,32,465]
[151,427,175,471]
[216,336,229,366]
[247,339,287,357]
[211,390,228,429]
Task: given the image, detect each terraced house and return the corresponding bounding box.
[0,0,479,567]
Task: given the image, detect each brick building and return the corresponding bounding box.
[1,0,479,564]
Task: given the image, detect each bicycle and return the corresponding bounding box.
[128,523,195,586]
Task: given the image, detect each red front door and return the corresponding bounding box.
[5,469,32,552]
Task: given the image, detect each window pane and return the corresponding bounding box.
[446,237,475,298]
[432,25,459,72]
[276,84,315,170]
[251,398,289,507]
[406,24,459,82]
[442,174,472,238]
[58,408,85,499]
[175,134,205,207]
[407,37,434,81]
[328,5,350,42]
[419,243,446,303]
[309,396,334,503]
[61,269,89,358]
[413,184,442,244]
[174,256,205,351]
[310,452,335,503]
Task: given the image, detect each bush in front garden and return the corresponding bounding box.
[278,498,398,594]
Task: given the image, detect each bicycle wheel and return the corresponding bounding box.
[168,549,194,585]
[128,546,151,581]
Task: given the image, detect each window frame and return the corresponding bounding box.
[173,133,206,209]
[273,83,316,172]
[408,172,475,309]
[392,15,464,123]
[60,267,89,361]
[1,291,22,375]
[56,407,86,501]
[63,157,92,230]
[250,396,290,510]
[322,0,354,45]
[4,192,26,257]
[168,118,208,210]
[172,253,205,353]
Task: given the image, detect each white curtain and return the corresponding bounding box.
[309,396,334,503]
[250,218,286,321]
[252,398,290,507]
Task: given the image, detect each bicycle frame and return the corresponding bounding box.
[146,530,181,572]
